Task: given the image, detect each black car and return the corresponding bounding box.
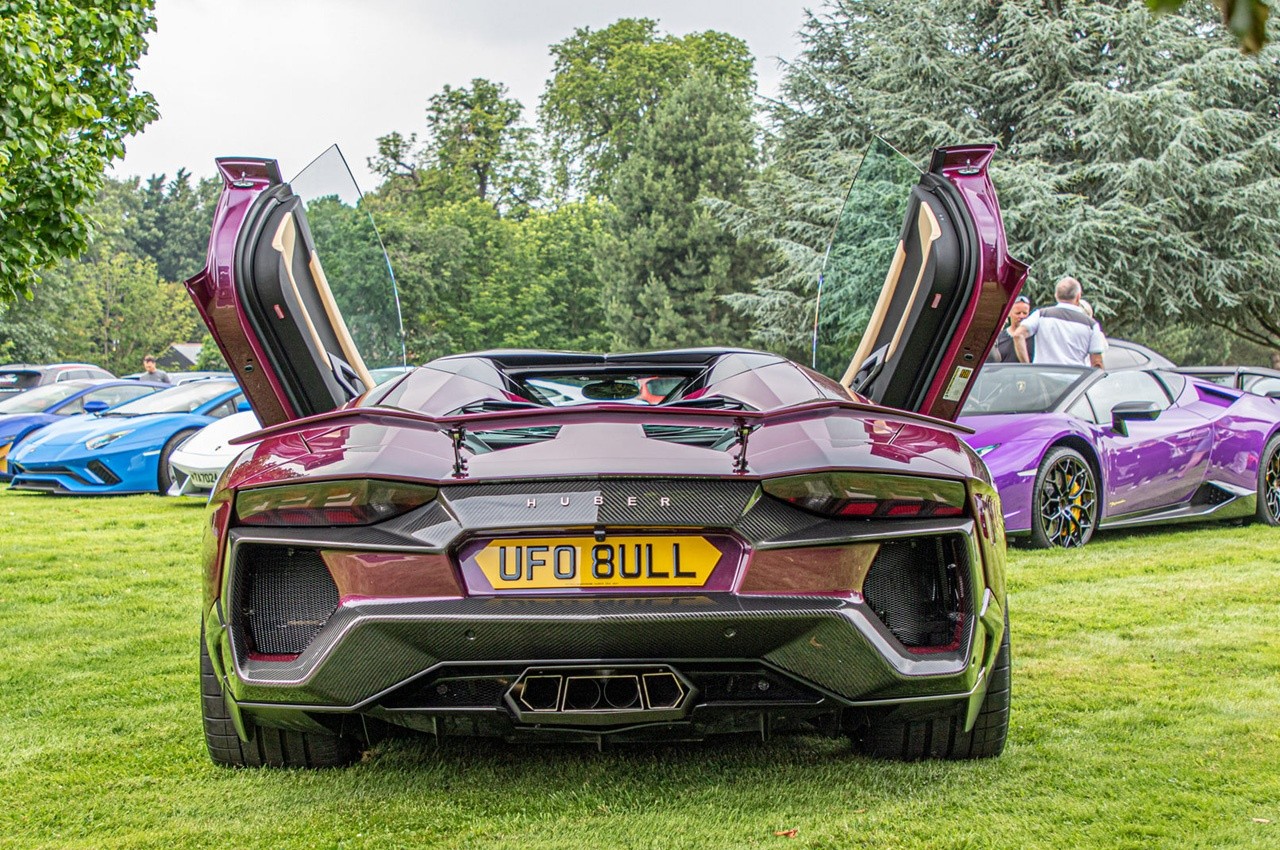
[1175,365,1280,398]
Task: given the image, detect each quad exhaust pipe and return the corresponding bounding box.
[507,666,693,723]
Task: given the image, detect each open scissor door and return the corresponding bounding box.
[185,146,406,427]
[814,141,1027,421]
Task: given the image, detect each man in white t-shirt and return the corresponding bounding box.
[1012,276,1106,368]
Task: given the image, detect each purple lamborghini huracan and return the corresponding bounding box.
[185,143,1027,766]
[958,364,1280,548]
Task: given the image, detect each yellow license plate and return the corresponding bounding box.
[474,536,721,589]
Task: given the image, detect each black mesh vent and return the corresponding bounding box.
[381,673,515,709]
[468,426,561,454]
[687,669,820,704]
[1190,483,1233,507]
[862,536,967,649]
[237,545,338,656]
[87,460,120,485]
[10,478,64,492]
[22,464,89,483]
[641,425,736,449]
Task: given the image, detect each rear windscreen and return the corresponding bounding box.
[0,371,41,391]
[522,374,690,406]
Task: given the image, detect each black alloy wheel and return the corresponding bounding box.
[1256,435,1280,526]
[1029,446,1097,549]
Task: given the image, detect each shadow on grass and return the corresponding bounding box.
[374,727,847,766]
[1012,517,1249,552]
[1098,516,1253,541]
[3,489,206,503]
[344,725,989,789]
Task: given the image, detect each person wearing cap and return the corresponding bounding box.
[987,294,1032,363]
[1013,276,1106,368]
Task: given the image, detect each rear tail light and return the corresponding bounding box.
[235,479,438,526]
[763,472,967,520]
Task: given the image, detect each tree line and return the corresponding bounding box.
[0,170,219,375]
[3,3,1279,372]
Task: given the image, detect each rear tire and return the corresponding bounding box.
[1255,434,1280,526]
[201,625,357,768]
[157,428,199,494]
[1028,446,1097,548]
[856,613,1010,760]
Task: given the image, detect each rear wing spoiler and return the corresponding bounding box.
[231,397,973,448]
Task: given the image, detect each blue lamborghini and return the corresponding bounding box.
[0,380,166,479]
[8,380,244,494]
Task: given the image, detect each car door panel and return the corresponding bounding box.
[842,198,947,389]
[186,150,405,428]
[243,192,374,417]
[1098,414,1212,516]
[1091,374,1212,517]
[836,144,1028,421]
[187,158,297,426]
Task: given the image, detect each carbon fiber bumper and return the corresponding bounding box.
[204,477,1007,738]
[206,592,1004,725]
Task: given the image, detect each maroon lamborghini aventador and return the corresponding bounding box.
[186,142,1026,766]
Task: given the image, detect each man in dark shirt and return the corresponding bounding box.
[142,355,171,385]
[987,295,1032,362]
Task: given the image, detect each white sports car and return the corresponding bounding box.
[166,410,261,495]
[165,368,413,496]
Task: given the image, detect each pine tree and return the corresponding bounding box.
[723,0,1280,360]
[597,70,763,351]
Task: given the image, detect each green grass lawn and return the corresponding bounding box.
[1,487,1277,849]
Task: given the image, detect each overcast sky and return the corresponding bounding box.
[117,0,815,189]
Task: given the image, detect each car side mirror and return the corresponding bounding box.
[1111,400,1160,436]
[1266,390,1280,400]
[236,399,252,412]
[83,400,110,414]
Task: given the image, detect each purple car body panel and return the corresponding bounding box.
[223,353,988,492]
[956,412,1087,533]
[186,159,298,428]
[227,398,985,494]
